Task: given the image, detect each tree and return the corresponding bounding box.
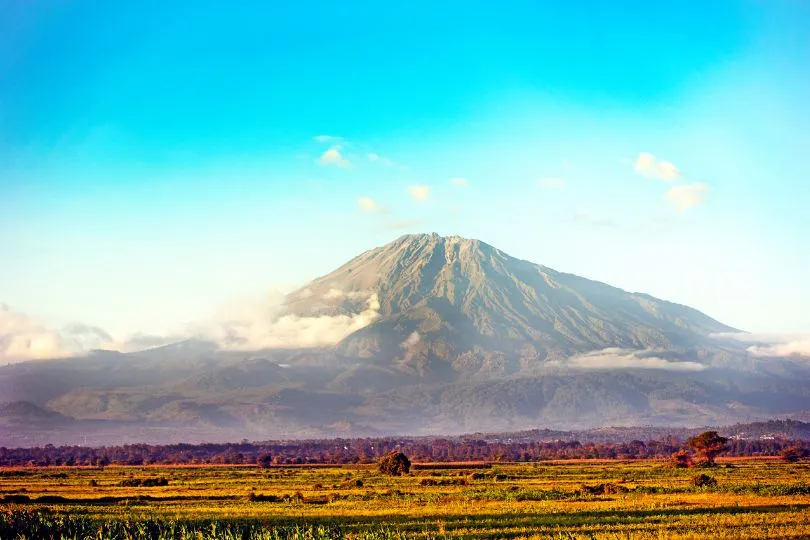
[781,445,809,463]
[687,431,728,466]
[378,451,411,476]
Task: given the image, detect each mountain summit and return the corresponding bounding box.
[284,233,733,377]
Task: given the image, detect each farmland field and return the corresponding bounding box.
[2,459,810,538]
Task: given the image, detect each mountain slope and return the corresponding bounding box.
[285,233,734,376]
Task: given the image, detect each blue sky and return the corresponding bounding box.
[1,0,809,339]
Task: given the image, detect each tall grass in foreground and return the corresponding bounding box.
[0,509,436,540]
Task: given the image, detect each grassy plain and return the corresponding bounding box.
[2,459,810,538]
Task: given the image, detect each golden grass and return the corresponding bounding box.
[2,459,810,538]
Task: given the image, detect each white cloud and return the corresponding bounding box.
[666,183,708,212]
[711,331,800,344]
[634,152,682,181]
[1,284,384,362]
[537,177,566,189]
[566,348,706,371]
[318,147,350,168]
[323,288,369,301]
[448,177,470,188]
[408,185,431,202]
[117,332,184,352]
[201,293,381,350]
[0,303,116,362]
[368,152,395,167]
[401,331,421,349]
[313,135,342,143]
[357,196,386,214]
[748,340,810,357]
[713,332,810,358]
[324,288,345,300]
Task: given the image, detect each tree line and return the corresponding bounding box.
[1,435,808,467]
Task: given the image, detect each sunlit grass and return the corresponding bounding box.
[2,459,809,538]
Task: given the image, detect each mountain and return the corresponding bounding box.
[285,233,734,377]
[1,233,808,446]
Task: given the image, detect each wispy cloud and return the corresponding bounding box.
[323,288,371,301]
[666,183,708,212]
[537,177,566,189]
[0,303,111,362]
[634,152,682,181]
[1,286,387,361]
[318,147,350,168]
[314,135,406,170]
[357,196,386,214]
[408,185,431,202]
[198,293,381,350]
[567,348,706,371]
[449,177,470,188]
[713,332,810,358]
[368,152,396,167]
[749,340,810,357]
[313,135,342,143]
[0,303,179,362]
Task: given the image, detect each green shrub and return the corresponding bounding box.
[692,474,717,487]
[118,476,169,487]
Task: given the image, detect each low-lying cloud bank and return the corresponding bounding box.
[199,293,380,350]
[712,331,810,358]
[0,302,190,363]
[1,290,382,362]
[0,303,115,362]
[6,297,806,368]
[564,348,706,372]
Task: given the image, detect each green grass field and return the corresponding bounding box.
[2,459,810,538]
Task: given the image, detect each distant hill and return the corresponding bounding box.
[475,419,810,443]
[0,401,73,426]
